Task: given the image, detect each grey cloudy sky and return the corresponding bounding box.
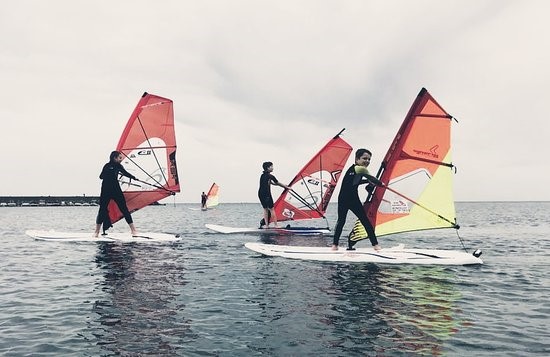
[1,0,548,203]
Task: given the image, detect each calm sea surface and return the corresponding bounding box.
[0,202,549,356]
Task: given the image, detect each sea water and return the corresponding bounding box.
[0,202,549,356]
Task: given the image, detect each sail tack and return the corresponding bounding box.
[273,129,352,222]
[108,92,180,224]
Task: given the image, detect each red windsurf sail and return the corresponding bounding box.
[206,182,220,208]
[107,92,180,224]
[272,129,352,223]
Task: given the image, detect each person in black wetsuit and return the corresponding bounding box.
[201,192,207,209]
[332,148,382,251]
[94,151,138,237]
[258,161,291,228]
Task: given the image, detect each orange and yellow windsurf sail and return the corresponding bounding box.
[351,88,458,242]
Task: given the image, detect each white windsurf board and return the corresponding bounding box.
[244,242,483,265]
[26,230,181,243]
[205,224,330,235]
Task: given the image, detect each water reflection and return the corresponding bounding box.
[91,243,191,355]
[326,265,466,356]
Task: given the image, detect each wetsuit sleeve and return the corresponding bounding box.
[354,166,370,176]
[119,165,137,180]
[352,166,370,186]
[365,174,383,187]
[270,174,279,184]
[353,166,383,187]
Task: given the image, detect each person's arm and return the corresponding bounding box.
[276,181,292,190]
[354,166,383,187]
[365,174,383,187]
[119,164,137,180]
[270,175,291,190]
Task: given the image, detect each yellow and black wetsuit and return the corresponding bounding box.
[333,164,379,248]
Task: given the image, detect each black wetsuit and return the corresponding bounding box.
[201,193,207,208]
[95,162,136,231]
[333,164,378,248]
[258,172,278,209]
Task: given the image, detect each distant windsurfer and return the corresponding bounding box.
[258,162,291,228]
[332,149,381,251]
[201,191,207,209]
[94,151,138,237]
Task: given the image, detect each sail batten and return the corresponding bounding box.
[107,92,180,224]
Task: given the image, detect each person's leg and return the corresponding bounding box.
[270,208,278,227]
[94,196,109,236]
[262,208,270,228]
[128,223,137,235]
[93,224,101,237]
[113,195,137,235]
[348,201,379,249]
[332,203,349,249]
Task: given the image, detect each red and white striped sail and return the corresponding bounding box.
[108,92,180,224]
[273,130,352,222]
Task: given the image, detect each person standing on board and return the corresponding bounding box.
[258,161,291,228]
[94,151,138,237]
[201,192,208,209]
[331,148,382,251]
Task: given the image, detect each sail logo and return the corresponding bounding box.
[128,150,152,158]
[282,208,295,219]
[307,178,320,186]
[390,200,410,214]
[413,145,439,159]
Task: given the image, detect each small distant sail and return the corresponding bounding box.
[273,129,352,223]
[206,183,220,208]
[350,88,459,243]
[107,92,180,225]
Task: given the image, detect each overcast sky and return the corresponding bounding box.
[1,0,548,203]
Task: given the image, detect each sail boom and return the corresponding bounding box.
[399,152,454,169]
